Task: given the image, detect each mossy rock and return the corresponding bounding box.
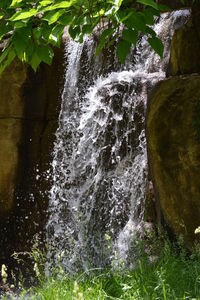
[169,18,200,76]
[147,75,200,247]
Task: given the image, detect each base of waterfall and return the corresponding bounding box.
[2,233,200,300]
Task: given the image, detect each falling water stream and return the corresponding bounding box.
[46,10,190,273]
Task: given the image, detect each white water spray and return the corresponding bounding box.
[46,10,190,272]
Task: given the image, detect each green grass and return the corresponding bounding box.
[12,240,200,300]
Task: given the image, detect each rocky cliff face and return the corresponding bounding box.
[147,2,200,247]
[0,47,65,265]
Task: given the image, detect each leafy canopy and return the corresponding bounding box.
[0,0,180,73]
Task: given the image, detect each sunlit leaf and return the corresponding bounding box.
[10,9,37,21]
[43,9,66,24]
[42,0,75,11]
[93,8,105,18]
[0,12,4,20]
[39,0,52,6]
[10,0,23,8]
[49,24,65,45]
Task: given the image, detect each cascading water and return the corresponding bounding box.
[46,10,190,273]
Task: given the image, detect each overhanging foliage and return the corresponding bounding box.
[0,0,190,73]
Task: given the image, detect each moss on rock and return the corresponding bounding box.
[169,18,200,75]
[147,75,200,247]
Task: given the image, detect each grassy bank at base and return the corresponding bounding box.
[6,240,200,300]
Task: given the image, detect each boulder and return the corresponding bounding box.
[169,17,200,75]
[147,75,200,247]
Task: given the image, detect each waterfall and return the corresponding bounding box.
[46,10,190,273]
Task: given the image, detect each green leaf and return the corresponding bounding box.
[145,26,156,37]
[82,24,94,35]
[0,0,11,9]
[117,39,131,63]
[68,25,80,40]
[0,48,16,75]
[117,10,133,23]
[0,12,4,20]
[106,34,117,48]
[122,29,138,46]
[13,20,29,29]
[10,9,37,21]
[37,45,54,65]
[95,27,115,57]
[40,24,52,41]
[157,4,169,11]
[0,23,12,41]
[148,36,164,58]
[93,8,105,18]
[13,30,30,60]
[39,0,52,6]
[24,40,34,61]
[58,14,73,26]
[124,12,146,32]
[30,50,41,72]
[33,27,42,41]
[144,8,158,25]
[118,0,124,7]
[43,9,66,25]
[49,24,65,45]
[10,0,23,8]
[136,0,159,10]
[111,0,123,8]
[42,0,75,11]
[0,46,11,65]
[73,15,85,26]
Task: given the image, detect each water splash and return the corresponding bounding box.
[46,10,190,273]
